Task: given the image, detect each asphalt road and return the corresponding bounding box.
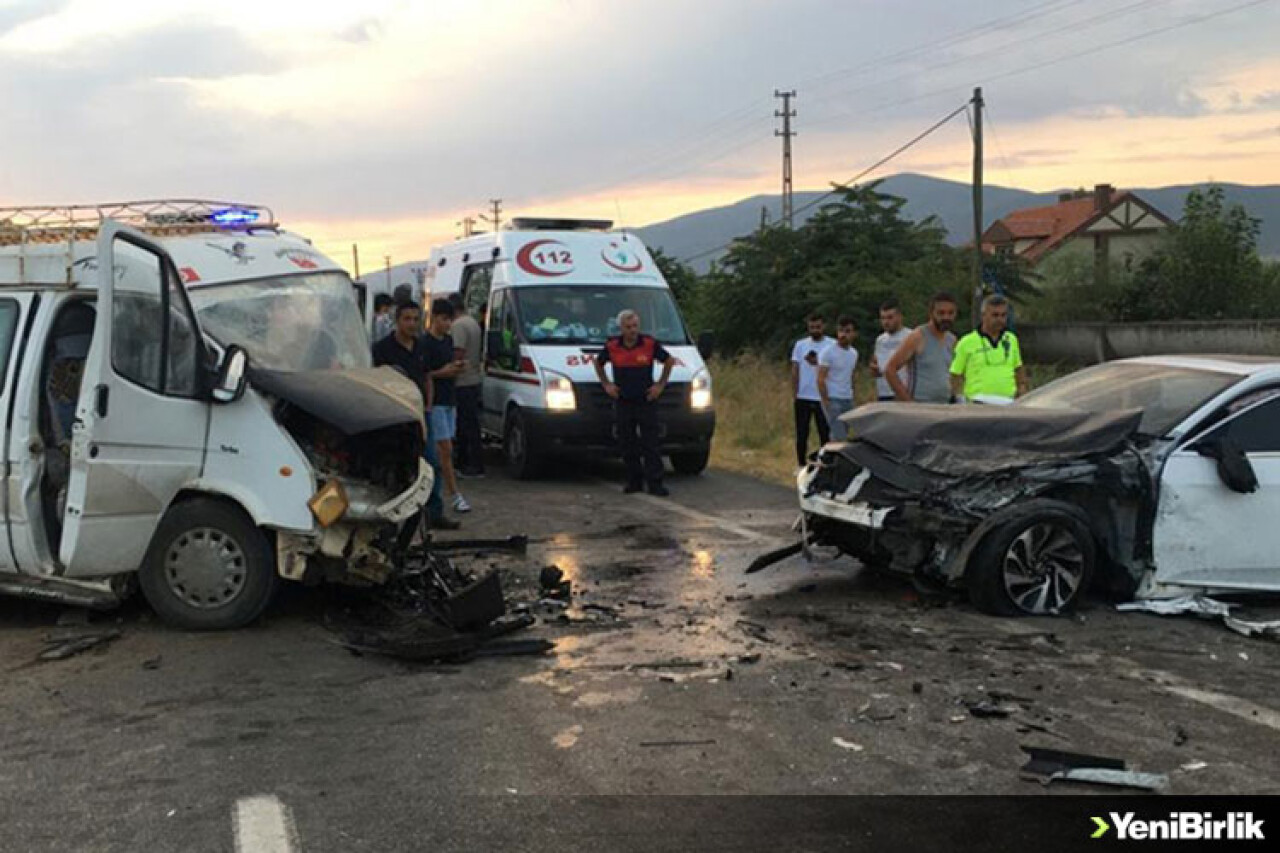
[2,453,1278,851]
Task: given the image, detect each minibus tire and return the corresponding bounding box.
[670,448,710,475]
[139,498,278,630]
[504,408,543,480]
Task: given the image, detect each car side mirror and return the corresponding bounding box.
[211,345,248,404]
[697,330,716,361]
[1195,435,1259,494]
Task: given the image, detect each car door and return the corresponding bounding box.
[0,295,33,572]
[1153,391,1280,590]
[58,222,211,577]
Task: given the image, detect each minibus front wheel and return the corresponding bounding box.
[139,497,278,630]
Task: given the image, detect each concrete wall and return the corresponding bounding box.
[1018,320,1280,364]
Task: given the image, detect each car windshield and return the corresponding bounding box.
[188,271,371,372]
[510,285,689,345]
[1017,362,1240,436]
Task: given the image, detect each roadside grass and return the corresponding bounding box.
[707,354,1076,487]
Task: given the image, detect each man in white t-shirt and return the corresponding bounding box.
[870,299,913,402]
[818,316,859,441]
[790,312,833,466]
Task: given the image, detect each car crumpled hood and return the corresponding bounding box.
[249,366,425,435]
[837,402,1144,477]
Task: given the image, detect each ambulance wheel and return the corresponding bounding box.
[504,407,543,480]
[670,448,710,475]
[139,498,277,630]
[967,500,1094,617]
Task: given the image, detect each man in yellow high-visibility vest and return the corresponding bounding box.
[950,294,1029,404]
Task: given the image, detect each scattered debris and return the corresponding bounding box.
[639,739,716,748]
[1118,595,1280,640]
[142,656,163,671]
[1173,725,1189,747]
[39,629,121,661]
[539,565,572,600]
[745,541,804,574]
[832,737,864,752]
[735,652,761,665]
[1020,747,1169,792]
[949,714,967,724]
[912,682,924,695]
[428,535,528,556]
[1180,760,1208,773]
[735,619,774,644]
[329,547,550,664]
[965,700,1018,719]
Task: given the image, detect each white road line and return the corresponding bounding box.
[234,795,300,853]
[1161,685,1280,734]
[625,488,784,545]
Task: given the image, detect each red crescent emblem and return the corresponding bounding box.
[601,242,643,273]
[516,239,573,277]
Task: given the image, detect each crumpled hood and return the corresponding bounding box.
[249,366,424,435]
[838,402,1144,476]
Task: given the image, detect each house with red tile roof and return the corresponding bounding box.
[982,184,1173,276]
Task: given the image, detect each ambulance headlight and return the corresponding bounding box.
[691,369,713,410]
[544,371,577,411]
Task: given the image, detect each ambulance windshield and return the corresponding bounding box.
[189,271,371,372]
[511,285,688,345]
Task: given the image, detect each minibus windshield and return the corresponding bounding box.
[189,272,372,372]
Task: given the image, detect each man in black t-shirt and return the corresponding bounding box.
[372,301,456,530]
[593,309,675,496]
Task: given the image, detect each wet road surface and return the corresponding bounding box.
[2,455,1279,851]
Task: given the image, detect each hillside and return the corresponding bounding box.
[634,173,1280,271]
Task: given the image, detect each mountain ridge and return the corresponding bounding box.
[632,173,1280,271]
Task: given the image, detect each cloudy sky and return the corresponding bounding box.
[2,0,1279,268]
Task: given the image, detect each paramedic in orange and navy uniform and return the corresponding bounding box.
[594,309,676,497]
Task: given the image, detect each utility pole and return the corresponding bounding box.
[384,254,391,292]
[352,243,360,280]
[457,216,477,238]
[971,86,985,327]
[774,89,796,228]
[480,198,503,232]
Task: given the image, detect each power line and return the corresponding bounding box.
[806,0,1174,130]
[679,101,970,265]
[802,0,1087,98]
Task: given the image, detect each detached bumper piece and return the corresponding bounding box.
[329,545,552,663]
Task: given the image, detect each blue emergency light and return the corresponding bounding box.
[210,207,260,226]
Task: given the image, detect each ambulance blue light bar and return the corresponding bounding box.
[210,207,261,226]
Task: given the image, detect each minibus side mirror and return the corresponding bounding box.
[212,345,249,404]
[696,330,716,361]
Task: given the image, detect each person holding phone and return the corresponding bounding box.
[424,298,471,513]
[791,312,833,467]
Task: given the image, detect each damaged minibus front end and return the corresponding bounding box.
[247,367,433,586]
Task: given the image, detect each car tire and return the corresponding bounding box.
[670,447,710,476]
[503,407,543,480]
[967,500,1095,617]
[138,498,277,630]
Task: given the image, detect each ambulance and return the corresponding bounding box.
[425,218,716,478]
[0,201,432,629]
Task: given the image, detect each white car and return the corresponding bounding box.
[791,356,1280,616]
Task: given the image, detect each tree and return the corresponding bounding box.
[1111,186,1267,320]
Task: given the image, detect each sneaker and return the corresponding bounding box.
[647,483,670,497]
[430,516,461,531]
[623,482,644,494]
[452,494,472,513]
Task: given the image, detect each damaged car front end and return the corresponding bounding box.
[796,403,1153,616]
